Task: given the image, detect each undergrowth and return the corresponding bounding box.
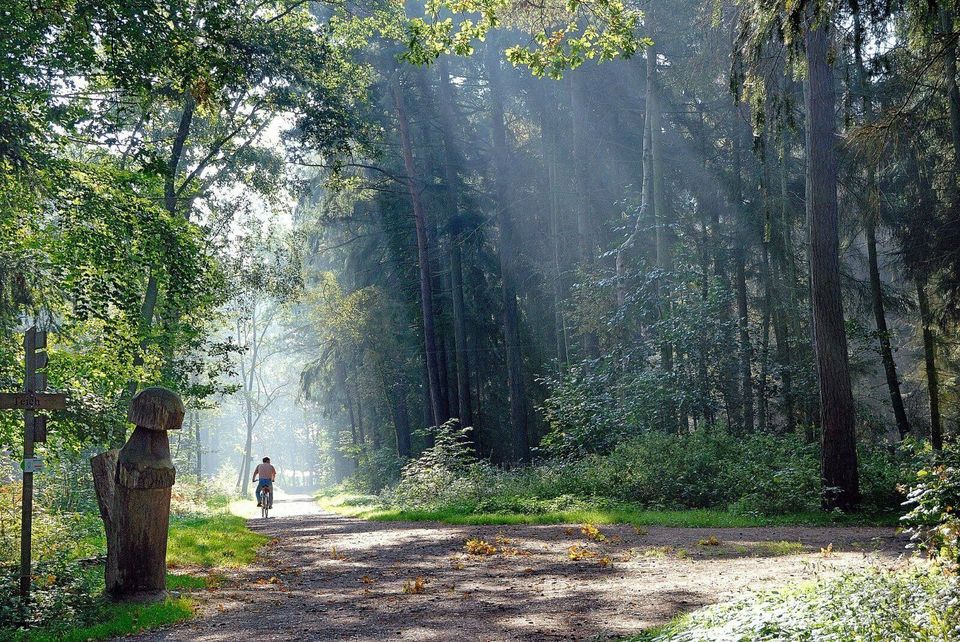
[629,567,959,642]
[0,480,263,641]
[330,422,916,525]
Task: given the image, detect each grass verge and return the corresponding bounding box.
[3,512,266,642]
[167,514,268,568]
[7,598,194,642]
[316,493,899,528]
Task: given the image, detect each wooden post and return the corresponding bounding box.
[0,327,66,602]
[20,327,37,599]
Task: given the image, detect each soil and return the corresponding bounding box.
[125,492,908,641]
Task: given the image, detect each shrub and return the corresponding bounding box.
[902,444,960,568]
[384,420,484,511]
[0,558,98,630]
[377,427,912,517]
[349,447,404,494]
[0,483,104,568]
[170,478,231,517]
[635,568,959,642]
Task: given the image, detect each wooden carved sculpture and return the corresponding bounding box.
[91,387,184,600]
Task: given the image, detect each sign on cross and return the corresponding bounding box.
[0,327,68,600]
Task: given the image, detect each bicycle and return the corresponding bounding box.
[260,486,273,519]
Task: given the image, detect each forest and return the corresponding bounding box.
[2,0,960,640]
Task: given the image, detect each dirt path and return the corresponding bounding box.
[128,493,907,641]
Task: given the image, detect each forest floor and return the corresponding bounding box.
[124,491,909,641]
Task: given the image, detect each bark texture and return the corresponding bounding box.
[91,388,181,600]
[805,12,859,510]
[917,278,943,451]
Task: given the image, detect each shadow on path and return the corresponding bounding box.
[126,496,907,641]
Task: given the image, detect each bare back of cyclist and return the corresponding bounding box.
[253,457,276,507]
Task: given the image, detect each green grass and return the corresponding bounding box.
[8,598,194,642]
[167,514,268,568]
[166,573,212,591]
[316,493,899,528]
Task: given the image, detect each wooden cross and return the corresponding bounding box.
[0,327,67,600]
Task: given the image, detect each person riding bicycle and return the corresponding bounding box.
[253,457,276,507]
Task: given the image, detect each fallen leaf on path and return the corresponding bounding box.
[465,538,497,555]
[581,523,606,542]
[568,545,598,561]
[402,576,427,594]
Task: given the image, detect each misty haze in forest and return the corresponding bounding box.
[7,0,960,636]
[111,0,960,515]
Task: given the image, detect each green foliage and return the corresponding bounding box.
[401,0,648,78]
[546,270,760,456]
[0,561,99,633]
[385,420,478,510]
[0,484,104,569]
[632,568,959,642]
[348,448,405,495]
[373,427,911,517]
[902,444,960,568]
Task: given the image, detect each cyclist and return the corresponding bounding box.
[253,456,277,507]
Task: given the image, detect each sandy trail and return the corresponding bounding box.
[126,492,907,641]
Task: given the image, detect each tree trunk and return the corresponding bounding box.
[393,80,446,428]
[128,94,197,401]
[805,11,859,510]
[734,253,754,433]
[732,120,754,433]
[165,94,196,217]
[648,34,674,376]
[346,385,360,469]
[537,90,570,364]
[91,450,120,594]
[916,278,943,451]
[437,334,452,421]
[92,415,177,602]
[941,7,960,173]
[854,10,911,440]
[776,127,799,435]
[193,409,201,478]
[616,71,652,309]
[449,240,474,428]
[393,378,412,458]
[434,61,476,429]
[238,310,258,498]
[486,47,530,461]
[758,250,772,433]
[113,427,174,599]
[865,214,911,438]
[569,72,600,358]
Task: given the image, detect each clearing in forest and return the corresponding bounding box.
[124,493,905,642]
